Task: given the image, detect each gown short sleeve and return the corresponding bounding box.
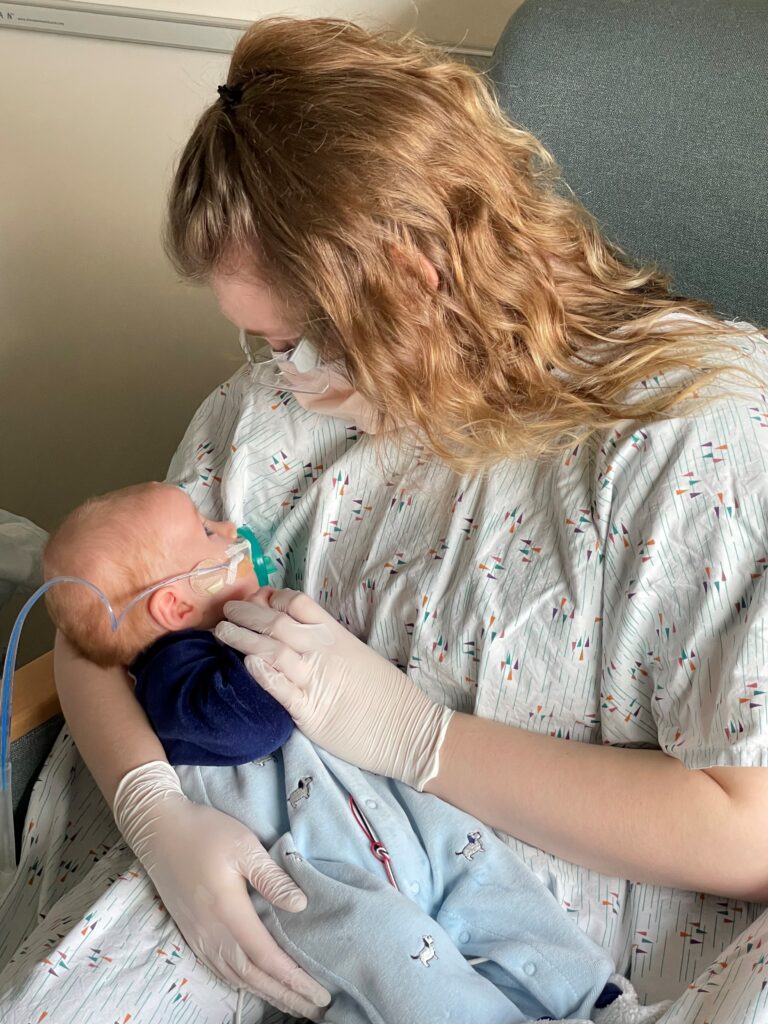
[599,335,768,768]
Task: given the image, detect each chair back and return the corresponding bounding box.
[489,0,767,326]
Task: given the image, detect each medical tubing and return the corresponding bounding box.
[1,562,234,791]
[1,579,94,790]
[1,532,274,877]
[0,564,223,881]
[0,581,90,882]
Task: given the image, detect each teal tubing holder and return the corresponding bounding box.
[236,526,277,587]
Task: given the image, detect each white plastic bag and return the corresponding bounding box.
[0,511,48,612]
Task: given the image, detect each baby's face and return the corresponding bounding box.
[153,486,259,626]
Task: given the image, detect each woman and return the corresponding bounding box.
[51,16,768,1023]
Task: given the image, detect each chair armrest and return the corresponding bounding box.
[11,650,60,742]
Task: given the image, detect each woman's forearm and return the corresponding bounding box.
[53,631,166,805]
[426,711,768,901]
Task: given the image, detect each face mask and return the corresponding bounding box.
[238,331,332,395]
[238,331,381,433]
[292,375,383,434]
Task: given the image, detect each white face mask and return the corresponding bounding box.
[292,374,381,434]
[238,330,332,395]
[238,330,381,433]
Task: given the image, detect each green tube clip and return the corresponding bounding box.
[236,526,277,587]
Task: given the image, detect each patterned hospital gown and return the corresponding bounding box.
[2,315,768,1023]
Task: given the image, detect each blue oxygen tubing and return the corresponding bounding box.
[0,526,276,885]
[0,576,124,885]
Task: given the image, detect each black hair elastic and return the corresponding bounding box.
[217,83,243,108]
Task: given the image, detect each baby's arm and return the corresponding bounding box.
[130,629,294,765]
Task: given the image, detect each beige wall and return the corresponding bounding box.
[0,2,520,663]
[1,27,236,662]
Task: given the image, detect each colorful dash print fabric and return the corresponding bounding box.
[2,316,768,1022]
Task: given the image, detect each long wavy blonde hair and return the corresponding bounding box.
[166,17,755,471]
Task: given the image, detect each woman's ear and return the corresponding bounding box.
[147,586,200,632]
[389,246,439,291]
[416,252,439,291]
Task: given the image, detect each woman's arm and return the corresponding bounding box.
[429,712,768,902]
[53,631,331,1018]
[220,590,768,904]
[53,631,165,804]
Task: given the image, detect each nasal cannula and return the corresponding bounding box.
[0,525,276,890]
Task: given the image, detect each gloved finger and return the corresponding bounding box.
[244,656,309,719]
[238,839,308,912]
[197,942,327,1021]
[222,601,334,650]
[189,944,263,1000]
[223,951,328,1020]
[268,587,334,626]
[217,618,303,667]
[217,614,327,663]
[227,921,332,1015]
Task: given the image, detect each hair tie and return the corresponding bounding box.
[217,83,243,108]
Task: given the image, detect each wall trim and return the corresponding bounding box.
[0,1,494,58]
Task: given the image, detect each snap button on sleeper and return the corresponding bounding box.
[459,931,471,943]
[410,881,421,894]
[365,799,377,809]
[523,961,536,976]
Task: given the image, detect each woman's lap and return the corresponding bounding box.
[1,728,766,1023]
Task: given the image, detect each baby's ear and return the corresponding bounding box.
[147,585,199,632]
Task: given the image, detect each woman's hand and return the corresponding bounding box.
[113,761,331,1019]
[215,589,454,790]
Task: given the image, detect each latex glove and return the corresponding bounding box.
[113,760,331,1019]
[215,589,454,790]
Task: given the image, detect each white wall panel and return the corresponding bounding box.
[70,0,519,51]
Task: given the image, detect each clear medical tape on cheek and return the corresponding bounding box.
[0,527,277,889]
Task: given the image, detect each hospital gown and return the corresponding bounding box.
[2,316,768,1023]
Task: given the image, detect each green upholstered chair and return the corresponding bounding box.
[488,0,767,327]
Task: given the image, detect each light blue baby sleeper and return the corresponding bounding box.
[178,732,613,1024]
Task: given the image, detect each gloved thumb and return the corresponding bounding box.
[244,655,304,716]
[239,840,308,913]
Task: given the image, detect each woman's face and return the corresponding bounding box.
[210,271,301,352]
[209,266,390,435]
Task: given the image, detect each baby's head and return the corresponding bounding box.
[43,482,259,666]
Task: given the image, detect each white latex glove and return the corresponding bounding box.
[113,761,331,1019]
[215,589,454,791]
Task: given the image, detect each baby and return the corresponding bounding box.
[45,482,646,1024]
